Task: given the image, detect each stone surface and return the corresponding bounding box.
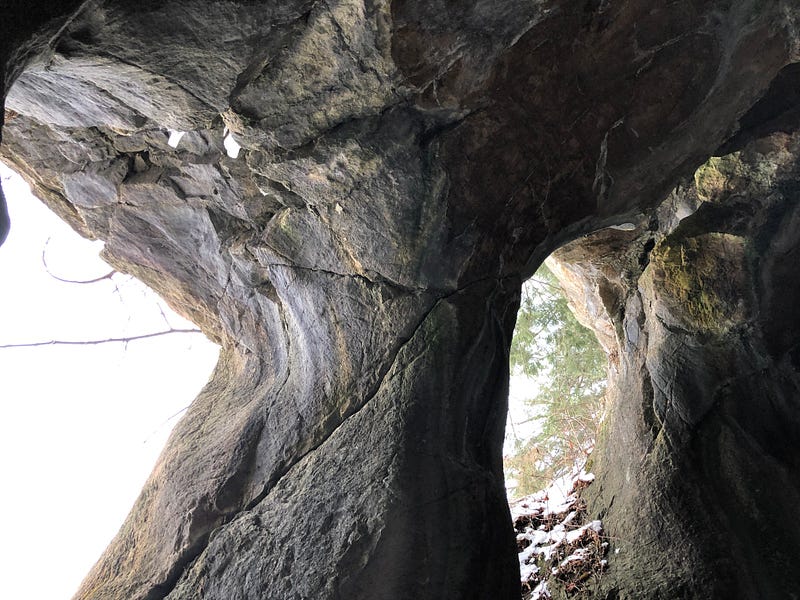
[553,129,800,598]
[1,1,800,599]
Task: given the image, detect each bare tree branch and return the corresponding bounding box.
[0,328,203,349]
[42,237,117,284]
[155,300,175,330]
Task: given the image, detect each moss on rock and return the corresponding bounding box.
[646,233,749,333]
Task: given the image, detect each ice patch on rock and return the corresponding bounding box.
[224,132,241,159]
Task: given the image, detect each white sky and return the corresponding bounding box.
[0,163,220,599]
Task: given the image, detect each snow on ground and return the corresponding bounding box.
[511,470,607,599]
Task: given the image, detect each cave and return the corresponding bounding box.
[2,2,800,599]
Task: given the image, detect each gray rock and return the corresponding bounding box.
[556,131,800,598]
[1,1,799,599]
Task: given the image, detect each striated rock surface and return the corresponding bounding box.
[1,1,800,599]
[552,129,800,598]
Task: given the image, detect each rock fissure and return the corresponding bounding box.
[3,2,800,598]
[156,283,495,597]
[230,273,509,513]
[264,260,437,294]
[243,292,443,505]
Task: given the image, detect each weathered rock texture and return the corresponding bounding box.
[1,1,799,599]
[553,128,800,599]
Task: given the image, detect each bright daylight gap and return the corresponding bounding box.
[504,260,608,498]
[505,258,610,599]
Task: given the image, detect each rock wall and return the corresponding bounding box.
[1,1,799,598]
[552,127,800,597]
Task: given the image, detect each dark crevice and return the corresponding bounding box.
[142,531,215,600]
[717,62,800,155]
[267,261,438,294]
[248,232,451,295]
[140,374,283,600]
[238,290,445,512]
[251,175,308,210]
[206,207,254,239]
[639,237,655,269]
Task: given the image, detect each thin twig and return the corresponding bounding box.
[142,404,191,444]
[0,328,202,349]
[41,238,117,284]
[155,301,174,330]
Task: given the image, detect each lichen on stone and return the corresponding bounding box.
[694,156,730,202]
[645,232,748,333]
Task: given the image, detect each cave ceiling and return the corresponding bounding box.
[2,1,800,599]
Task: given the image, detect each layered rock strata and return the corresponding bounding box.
[1,1,799,598]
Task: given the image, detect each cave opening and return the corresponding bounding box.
[504,258,609,500]
[505,256,612,598]
[3,3,800,595]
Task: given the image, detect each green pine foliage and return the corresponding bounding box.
[506,263,607,496]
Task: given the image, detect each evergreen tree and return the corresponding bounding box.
[506,263,607,495]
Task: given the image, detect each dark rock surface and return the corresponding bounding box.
[553,129,800,598]
[1,1,799,599]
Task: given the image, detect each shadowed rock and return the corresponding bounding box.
[551,129,800,598]
[1,1,799,598]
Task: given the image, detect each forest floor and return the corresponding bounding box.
[512,471,608,599]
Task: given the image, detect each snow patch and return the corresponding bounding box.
[167,129,186,148]
[512,469,608,599]
[530,580,550,599]
[609,222,636,231]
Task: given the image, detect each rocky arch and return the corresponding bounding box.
[1,2,799,598]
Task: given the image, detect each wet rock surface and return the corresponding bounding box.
[1,1,799,599]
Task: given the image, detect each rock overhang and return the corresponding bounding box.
[2,2,800,599]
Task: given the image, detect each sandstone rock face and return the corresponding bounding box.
[1,2,799,599]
